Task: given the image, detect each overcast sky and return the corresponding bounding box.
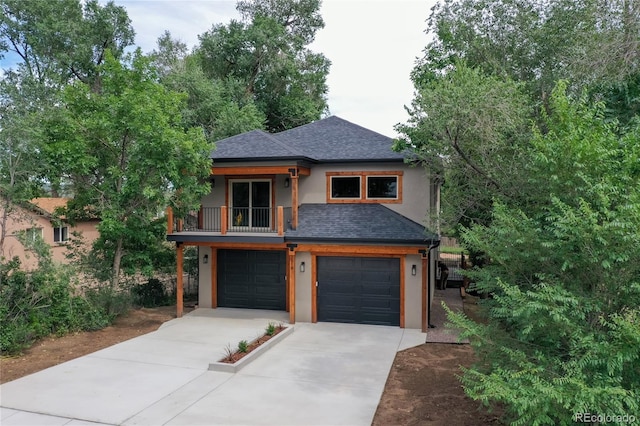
[113,0,436,137]
[1,0,436,137]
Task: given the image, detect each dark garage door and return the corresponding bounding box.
[218,250,286,310]
[317,256,400,326]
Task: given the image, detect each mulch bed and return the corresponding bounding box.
[219,324,286,363]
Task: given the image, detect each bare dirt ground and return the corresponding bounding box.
[1,302,500,425]
[373,343,501,425]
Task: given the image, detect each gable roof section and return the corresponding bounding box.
[211,129,306,161]
[30,198,70,216]
[211,116,405,163]
[276,116,405,162]
[285,203,437,245]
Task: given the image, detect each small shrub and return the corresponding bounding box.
[265,322,276,336]
[237,340,248,353]
[221,343,235,362]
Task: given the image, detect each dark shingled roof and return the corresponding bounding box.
[211,116,405,162]
[285,204,437,244]
[211,129,305,161]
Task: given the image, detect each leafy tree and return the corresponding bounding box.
[447,85,640,425]
[395,63,531,231]
[0,0,134,90]
[196,0,330,132]
[45,51,212,293]
[418,0,640,124]
[152,32,265,142]
[1,0,134,257]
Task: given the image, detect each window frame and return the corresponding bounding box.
[329,175,362,200]
[326,171,403,204]
[53,225,69,243]
[25,227,43,243]
[226,177,275,229]
[365,175,399,200]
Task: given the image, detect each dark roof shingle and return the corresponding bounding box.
[285,204,437,244]
[211,116,405,162]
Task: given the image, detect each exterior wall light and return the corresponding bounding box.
[411,264,417,276]
[300,261,305,272]
[284,177,290,188]
[203,254,209,264]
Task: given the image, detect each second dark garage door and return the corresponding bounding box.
[217,250,286,310]
[317,256,400,326]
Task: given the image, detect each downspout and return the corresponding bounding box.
[426,240,441,328]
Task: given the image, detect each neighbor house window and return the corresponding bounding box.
[367,176,398,199]
[326,171,403,203]
[331,176,361,199]
[53,226,69,243]
[25,227,43,242]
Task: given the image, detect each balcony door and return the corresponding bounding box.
[230,180,271,229]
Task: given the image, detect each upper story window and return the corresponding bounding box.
[53,225,69,243]
[367,176,397,199]
[24,227,43,242]
[327,171,402,203]
[331,176,361,198]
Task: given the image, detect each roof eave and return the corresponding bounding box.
[211,156,317,163]
[283,236,438,245]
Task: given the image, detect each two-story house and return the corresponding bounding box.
[167,116,440,331]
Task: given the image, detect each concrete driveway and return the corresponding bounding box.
[0,308,425,426]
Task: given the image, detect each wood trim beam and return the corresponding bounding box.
[220,206,227,235]
[400,256,405,328]
[176,244,184,318]
[277,206,284,236]
[295,244,425,255]
[212,166,310,176]
[288,250,296,324]
[285,253,290,312]
[291,175,299,228]
[211,248,217,309]
[177,242,288,250]
[311,254,317,323]
[166,207,173,234]
[326,171,404,176]
[422,256,427,332]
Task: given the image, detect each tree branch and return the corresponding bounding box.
[445,125,502,191]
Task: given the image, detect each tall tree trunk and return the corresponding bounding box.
[111,237,124,292]
[0,198,9,260]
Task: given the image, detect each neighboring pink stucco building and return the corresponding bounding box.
[0,198,100,270]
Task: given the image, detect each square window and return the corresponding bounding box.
[367,176,398,198]
[25,228,43,242]
[331,176,361,198]
[53,226,69,243]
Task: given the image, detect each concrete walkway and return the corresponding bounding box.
[0,308,426,425]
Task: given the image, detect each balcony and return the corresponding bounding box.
[167,206,293,236]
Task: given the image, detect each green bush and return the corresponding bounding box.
[84,284,131,321]
[131,278,171,308]
[0,258,116,355]
[447,87,640,425]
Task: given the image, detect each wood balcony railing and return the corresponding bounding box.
[167,206,292,236]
